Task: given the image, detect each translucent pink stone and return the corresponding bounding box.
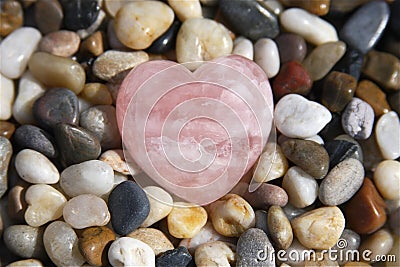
[116,55,274,205]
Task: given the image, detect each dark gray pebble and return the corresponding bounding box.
[156,246,192,267]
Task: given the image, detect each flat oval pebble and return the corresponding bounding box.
[0,0,23,37]
[127,228,174,256]
[254,38,280,78]
[60,160,114,197]
[6,259,43,267]
[242,182,288,208]
[0,74,14,121]
[359,229,394,263]
[342,97,375,140]
[236,228,275,267]
[92,50,149,82]
[279,8,338,46]
[63,194,110,229]
[344,178,387,234]
[268,205,293,249]
[362,50,400,91]
[375,111,400,159]
[319,158,364,206]
[176,18,232,70]
[291,206,345,249]
[275,33,307,64]
[194,241,235,267]
[219,0,279,40]
[232,36,254,60]
[209,194,255,237]
[12,71,46,125]
[339,1,390,54]
[272,61,313,99]
[43,221,85,267]
[356,80,391,116]
[0,27,41,79]
[24,184,66,227]
[54,123,101,167]
[302,41,347,81]
[156,246,192,267]
[167,202,208,239]
[374,160,400,200]
[15,149,59,184]
[274,94,332,138]
[28,52,86,94]
[3,225,45,259]
[168,0,202,22]
[322,71,357,112]
[108,181,150,236]
[39,30,80,57]
[141,186,173,227]
[33,88,79,131]
[282,166,318,208]
[60,0,100,31]
[252,143,288,183]
[114,1,174,50]
[0,136,12,198]
[108,237,155,267]
[80,105,121,150]
[13,125,57,158]
[333,47,364,81]
[34,0,63,34]
[79,226,115,267]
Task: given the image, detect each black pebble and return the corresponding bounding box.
[108,181,150,236]
[33,88,79,132]
[13,125,58,158]
[156,246,192,267]
[324,140,359,169]
[60,0,100,31]
[147,20,181,54]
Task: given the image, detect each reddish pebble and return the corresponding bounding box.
[39,30,80,57]
[344,178,387,234]
[242,183,288,209]
[273,61,313,99]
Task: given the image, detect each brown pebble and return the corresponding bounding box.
[389,91,400,114]
[355,80,391,116]
[34,0,63,34]
[242,182,288,209]
[322,71,357,112]
[344,178,387,234]
[0,0,23,37]
[267,205,293,249]
[79,226,115,267]
[280,0,330,15]
[81,31,104,56]
[80,83,113,105]
[0,121,15,139]
[7,185,27,222]
[39,30,80,57]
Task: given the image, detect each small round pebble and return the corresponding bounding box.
[34,0,63,34]
[141,186,173,227]
[375,111,400,159]
[374,160,400,200]
[232,36,254,60]
[167,202,208,238]
[60,160,114,197]
[60,0,100,31]
[319,158,364,206]
[267,205,293,249]
[254,38,280,78]
[80,83,113,105]
[274,94,332,139]
[43,221,85,267]
[194,241,235,267]
[242,182,288,209]
[156,246,192,267]
[108,181,150,236]
[342,98,375,140]
[0,0,23,37]
[3,225,45,259]
[24,184,67,227]
[127,228,174,256]
[252,143,288,183]
[81,31,104,56]
[108,237,155,267]
[358,228,394,263]
[38,30,80,57]
[167,0,202,22]
[209,194,255,237]
[63,194,110,229]
[274,33,307,64]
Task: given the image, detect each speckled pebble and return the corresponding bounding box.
[342,98,375,140]
[3,225,45,259]
[13,125,57,158]
[156,246,192,267]
[127,228,174,256]
[267,205,293,249]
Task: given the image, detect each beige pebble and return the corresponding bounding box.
[195,241,236,267]
[141,186,173,227]
[291,206,345,249]
[374,160,400,200]
[209,194,255,237]
[268,205,293,249]
[92,50,149,82]
[167,202,208,238]
[176,18,233,70]
[168,0,202,22]
[99,149,130,175]
[39,30,80,57]
[80,83,113,105]
[127,228,174,256]
[6,259,43,267]
[359,229,394,263]
[28,52,86,94]
[24,184,67,227]
[386,236,399,267]
[252,143,288,183]
[232,36,254,60]
[114,1,174,49]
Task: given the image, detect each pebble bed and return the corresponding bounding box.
[0,0,399,266]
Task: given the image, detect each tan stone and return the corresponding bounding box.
[127,228,174,256]
[167,202,207,238]
[252,143,288,183]
[80,83,113,105]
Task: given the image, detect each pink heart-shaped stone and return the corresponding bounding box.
[116,55,274,205]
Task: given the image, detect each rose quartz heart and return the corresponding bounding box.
[117,55,274,205]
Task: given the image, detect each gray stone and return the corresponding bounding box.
[255,210,269,235]
[332,229,361,265]
[3,225,46,259]
[342,98,375,140]
[0,136,12,198]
